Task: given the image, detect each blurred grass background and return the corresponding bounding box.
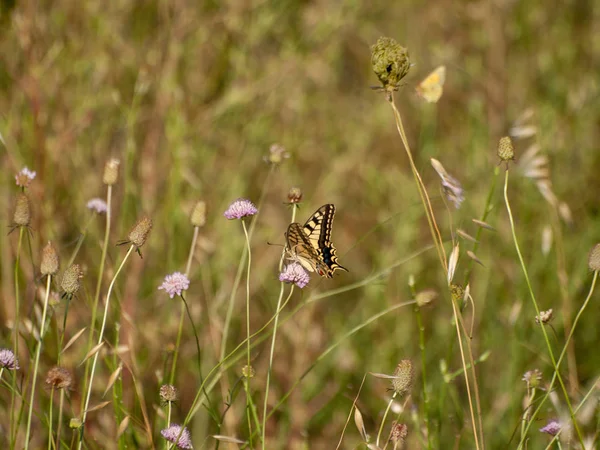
[1,0,600,448]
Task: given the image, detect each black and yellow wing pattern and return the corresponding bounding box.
[285,204,348,278]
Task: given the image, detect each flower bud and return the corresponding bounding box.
[128,216,153,248]
[497,136,515,162]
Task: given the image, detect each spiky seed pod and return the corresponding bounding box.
[159,384,179,403]
[588,243,600,271]
[45,366,73,390]
[371,37,411,91]
[13,193,31,227]
[61,264,83,296]
[103,158,120,185]
[190,201,206,227]
[287,187,302,204]
[128,216,153,248]
[391,360,413,395]
[41,241,60,276]
[498,136,515,162]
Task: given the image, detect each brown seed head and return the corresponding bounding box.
[392,360,413,395]
[45,366,73,390]
[13,193,31,227]
[159,384,179,403]
[371,37,411,91]
[128,216,153,247]
[103,158,120,185]
[535,309,553,325]
[588,243,600,271]
[287,187,303,204]
[190,201,206,228]
[61,264,83,295]
[450,284,465,304]
[390,422,408,444]
[498,136,515,162]
[41,241,60,276]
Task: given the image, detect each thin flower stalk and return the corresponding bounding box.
[376,391,398,446]
[504,169,585,447]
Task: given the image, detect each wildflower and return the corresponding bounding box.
[190,201,206,227]
[223,198,258,220]
[242,365,255,379]
[522,369,542,389]
[0,349,19,370]
[497,136,515,163]
[158,272,190,298]
[103,158,120,185]
[540,419,561,436]
[159,384,179,403]
[371,37,411,93]
[279,263,310,288]
[41,241,60,276]
[45,367,73,390]
[391,360,413,395]
[13,192,31,227]
[287,187,302,204]
[389,422,408,445]
[160,424,193,449]
[15,167,36,187]
[431,158,464,209]
[86,198,108,214]
[535,309,553,324]
[61,264,83,297]
[266,143,290,164]
[588,243,600,272]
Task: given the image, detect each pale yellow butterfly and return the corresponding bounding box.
[416,66,446,103]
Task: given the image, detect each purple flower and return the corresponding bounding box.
[86,198,108,214]
[161,424,193,449]
[158,272,190,298]
[223,198,258,220]
[15,167,36,187]
[279,263,310,288]
[540,419,561,436]
[0,349,19,370]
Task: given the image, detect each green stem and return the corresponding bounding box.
[169,302,186,385]
[376,392,398,446]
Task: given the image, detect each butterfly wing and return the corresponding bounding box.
[285,222,320,273]
[416,66,446,103]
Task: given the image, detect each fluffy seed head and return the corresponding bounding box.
[45,366,73,390]
[498,136,515,162]
[15,167,36,187]
[588,243,600,271]
[190,201,206,227]
[279,263,310,288]
[41,241,60,276]
[391,360,413,395]
[160,424,193,449]
[128,216,153,247]
[0,349,19,370]
[223,198,258,220]
[287,187,303,204]
[390,422,408,444]
[371,37,411,91]
[13,193,31,226]
[540,419,560,436]
[159,384,179,403]
[103,158,120,185]
[61,264,83,295]
[158,272,190,298]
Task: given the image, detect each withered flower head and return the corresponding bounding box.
[287,187,303,204]
[61,264,83,296]
[498,136,515,163]
[390,422,408,444]
[588,243,600,272]
[41,241,60,276]
[266,144,290,165]
[190,201,206,228]
[128,216,153,248]
[371,37,411,92]
[103,158,120,185]
[391,360,413,395]
[13,192,31,227]
[522,369,542,388]
[159,384,179,403]
[45,366,73,390]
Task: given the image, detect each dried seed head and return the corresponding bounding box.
[588,243,600,271]
[391,360,413,395]
[522,369,542,388]
[13,193,31,227]
[535,309,553,325]
[287,187,303,204]
[128,216,153,248]
[61,264,83,295]
[390,422,408,444]
[103,158,120,185]
[45,366,73,390]
[159,384,179,403]
[190,201,206,227]
[41,241,60,276]
[371,37,411,92]
[498,136,515,162]
[242,365,255,379]
[450,284,465,304]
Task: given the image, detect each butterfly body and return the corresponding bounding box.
[285,204,348,278]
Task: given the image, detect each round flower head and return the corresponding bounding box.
[161,424,193,449]
[223,198,258,220]
[391,360,413,395]
[15,167,36,187]
[287,187,302,204]
[266,143,290,164]
[279,263,310,288]
[158,272,190,298]
[540,419,561,436]
[498,136,515,162]
[159,384,179,403]
[128,216,153,248]
[61,264,83,296]
[371,37,411,92]
[86,198,108,214]
[390,422,408,444]
[0,348,20,370]
[45,366,73,390]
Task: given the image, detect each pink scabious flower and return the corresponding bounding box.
[0,349,20,370]
[223,198,258,220]
[15,167,36,187]
[279,262,310,288]
[160,424,193,449]
[158,272,190,298]
[86,198,108,214]
[540,419,560,436]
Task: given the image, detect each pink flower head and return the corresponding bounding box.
[15,167,36,187]
[540,419,560,436]
[158,272,190,298]
[0,348,19,370]
[86,198,108,214]
[279,262,310,288]
[160,424,193,449]
[224,198,258,220]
